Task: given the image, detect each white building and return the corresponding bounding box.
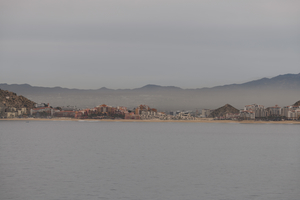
[201,109,212,118]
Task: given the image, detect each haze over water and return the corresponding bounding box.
[1,121,299,200]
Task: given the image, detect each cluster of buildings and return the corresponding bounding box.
[168,111,195,120]
[2,99,300,121]
[240,104,300,120]
[26,103,197,120]
[0,106,27,118]
[25,103,163,120]
[30,103,60,117]
[28,103,128,119]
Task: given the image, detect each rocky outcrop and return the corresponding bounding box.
[208,104,239,118]
[294,100,300,107]
[0,89,36,109]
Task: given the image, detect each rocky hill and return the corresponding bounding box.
[294,100,300,107]
[0,89,36,109]
[208,104,240,118]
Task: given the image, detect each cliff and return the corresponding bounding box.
[208,104,240,118]
[0,89,36,109]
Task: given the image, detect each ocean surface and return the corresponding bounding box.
[0,121,299,200]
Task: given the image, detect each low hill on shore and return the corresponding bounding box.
[0,89,36,109]
[294,100,300,107]
[208,104,240,118]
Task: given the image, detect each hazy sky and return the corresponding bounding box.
[0,0,299,89]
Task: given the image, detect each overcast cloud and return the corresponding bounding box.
[0,0,299,89]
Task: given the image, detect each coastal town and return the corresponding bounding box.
[1,89,300,121]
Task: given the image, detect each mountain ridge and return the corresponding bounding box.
[1,73,300,110]
[1,73,300,91]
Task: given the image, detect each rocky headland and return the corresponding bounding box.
[0,89,36,109]
[208,104,240,118]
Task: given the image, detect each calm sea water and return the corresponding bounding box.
[0,121,299,200]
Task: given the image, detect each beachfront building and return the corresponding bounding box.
[176,111,191,120]
[124,111,140,119]
[1,106,27,118]
[95,104,115,115]
[241,103,300,120]
[281,106,290,118]
[280,105,300,119]
[243,104,266,118]
[240,110,255,120]
[287,110,297,120]
[134,105,158,120]
[30,103,60,118]
[201,109,212,118]
[5,111,16,118]
[73,105,128,119]
[54,110,76,118]
[296,109,300,119]
[266,105,281,117]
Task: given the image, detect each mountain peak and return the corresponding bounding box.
[97,87,110,90]
[138,84,182,90]
[208,104,239,118]
[140,84,162,89]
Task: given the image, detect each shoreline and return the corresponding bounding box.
[1,118,300,124]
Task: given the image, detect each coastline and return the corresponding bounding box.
[1,118,300,124]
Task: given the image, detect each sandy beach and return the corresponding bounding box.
[1,118,300,124]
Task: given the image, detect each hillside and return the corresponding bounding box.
[211,73,300,90]
[0,89,36,109]
[208,104,240,118]
[294,100,300,107]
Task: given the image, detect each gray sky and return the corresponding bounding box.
[1,0,299,89]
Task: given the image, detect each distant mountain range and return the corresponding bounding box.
[1,73,300,110]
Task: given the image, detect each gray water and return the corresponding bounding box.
[0,121,299,200]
